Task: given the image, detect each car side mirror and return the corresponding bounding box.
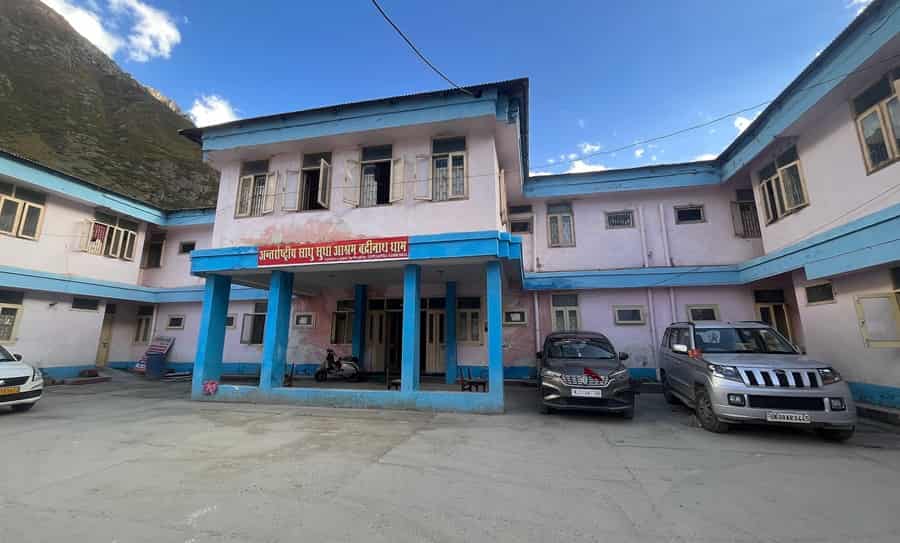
[618,352,629,361]
[13,353,22,361]
[672,344,688,354]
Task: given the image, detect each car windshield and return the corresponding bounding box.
[547,338,616,359]
[0,345,15,362]
[693,327,798,354]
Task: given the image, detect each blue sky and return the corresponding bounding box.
[43,0,871,174]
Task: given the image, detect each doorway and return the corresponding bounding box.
[420,310,446,374]
[756,303,793,341]
[365,310,386,371]
[95,303,116,367]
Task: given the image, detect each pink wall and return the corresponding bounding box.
[138,225,210,288]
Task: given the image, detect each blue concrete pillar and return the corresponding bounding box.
[259,271,293,390]
[192,274,232,398]
[400,264,421,392]
[485,261,504,400]
[445,281,458,384]
[352,284,367,365]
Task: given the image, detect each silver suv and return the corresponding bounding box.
[659,321,856,441]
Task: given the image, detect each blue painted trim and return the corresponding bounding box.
[259,271,293,390]
[164,209,216,226]
[848,381,900,409]
[192,275,232,397]
[199,89,500,151]
[0,265,267,303]
[445,282,458,385]
[109,361,322,376]
[524,265,742,290]
[486,261,504,400]
[401,265,421,392]
[525,163,721,198]
[39,365,101,380]
[352,284,367,364]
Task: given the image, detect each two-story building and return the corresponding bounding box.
[2,0,898,413]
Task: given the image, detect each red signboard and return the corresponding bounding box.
[258,236,409,267]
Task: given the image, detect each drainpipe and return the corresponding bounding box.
[647,287,657,370]
[638,206,649,268]
[669,288,677,323]
[658,202,672,267]
[531,235,541,357]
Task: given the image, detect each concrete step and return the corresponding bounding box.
[64,376,112,385]
[856,402,900,426]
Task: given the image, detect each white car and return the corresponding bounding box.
[0,345,43,412]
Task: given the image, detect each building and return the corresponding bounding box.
[1,0,898,412]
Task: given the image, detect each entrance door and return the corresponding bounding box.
[95,303,116,367]
[756,303,793,341]
[420,310,446,374]
[365,310,386,371]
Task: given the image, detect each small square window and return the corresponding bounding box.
[606,210,634,229]
[503,310,527,326]
[675,205,705,224]
[614,305,645,325]
[225,314,236,328]
[510,219,532,233]
[179,241,196,254]
[687,305,719,321]
[805,283,835,305]
[294,312,315,328]
[166,315,185,329]
[71,297,100,311]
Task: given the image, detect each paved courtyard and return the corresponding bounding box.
[3,372,900,543]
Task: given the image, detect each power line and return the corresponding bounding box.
[370,0,475,97]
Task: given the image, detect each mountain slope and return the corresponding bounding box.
[0,0,218,210]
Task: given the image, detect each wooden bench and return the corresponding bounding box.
[457,367,487,392]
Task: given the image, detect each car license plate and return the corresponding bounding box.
[572,388,602,398]
[766,411,811,424]
[0,386,20,396]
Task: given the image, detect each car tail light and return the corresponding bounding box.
[688,348,703,359]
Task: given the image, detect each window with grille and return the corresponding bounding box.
[675,205,705,224]
[412,138,467,202]
[0,182,46,241]
[756,146,810,224]
[605,210,634,229]
[0,290,24,342]
[805,283,835,305]
[510,219,532,233]
[235,160,276,218]
[731,201,761,238]
[551,294,579,331]
[166,315,185,329]
[80,213,138,261]
[547,202,575,247]
[72,298,100,311]
[853,69,900,173]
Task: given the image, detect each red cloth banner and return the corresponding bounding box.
[258,236,409,267]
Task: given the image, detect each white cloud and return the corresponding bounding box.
[566,153,578,160]
[634,148,645,158]
[578,142,601,155]
[41,0,124,57]
[692,153,718,162]
[546,158,556,164]
[848,0,872,15]
[566,160,607,174]
[42,0,181,62]
[529,170,554,177]
[109,0,181,62]
[189,95,238,127]
[651,155,657,162]
[734,115,753,133]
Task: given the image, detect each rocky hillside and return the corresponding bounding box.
[0,0,218,210]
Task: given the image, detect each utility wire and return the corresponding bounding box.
[370,0,475,97]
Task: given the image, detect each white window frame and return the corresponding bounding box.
[165,315,185,330]
[134,314,153,344]
[241,312,267,345]
[0,194,45,241]
[346,151,401,208]
[853,77,900,174]
[674,205,706,225]
[285,158,333,212]
[225,314,237,329]
[0,302,23,343]
[330,311,354,344]
[79,219,137,261]
[686,304,720,321]
[510,218,533,234]
[457,308,482,344]
[547,205,575,248]
[605,210,635,229]
[235,172,276,218]
[613,305,646,325]
[731,200,762,238]
[294,312,315,328]
[550,295,579,332]
[805,282,836,306]
[503,309,527,326]
[854,290,900,348]
[430,151,467,202]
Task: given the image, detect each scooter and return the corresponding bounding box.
[314,349,362,382]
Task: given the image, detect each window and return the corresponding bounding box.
[853,70,900,172]
[71,297,100,311]
[675,205,705,224]
[687,305,719,321]
[805,283,835,305]
[551,294,579,331]
[510,218,532,233]
[142,232,165,269]
[503,310,527,326]
[235,160,276,218]
[178,241,196,254]
[134,305,154,343]
[345,145,402,208]
[80,213,138,261]
[756,146,809,224]
[605,210,634,229]
[294,312,314,328]
[731,201,762,238]
[614,305,645,325]
[225,314,236,329]
[854,290,900,348]
[0,182,46,240]
[330,314,353,344]
[0,290,24,343]
[547,202,575,247]
[413,138,468,202]
[508,204,533,215]
[241,305,267,345]
[284,153,332,212]
[457,297,482,343]
[166,315,185,329]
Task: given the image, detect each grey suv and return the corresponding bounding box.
[659,321,856,441]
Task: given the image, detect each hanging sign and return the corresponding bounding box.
[258,236,409,267]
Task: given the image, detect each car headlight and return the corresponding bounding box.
[32,367,42,382]
[818,368,842,385]
[707,364,742,382]
[541,368,562,379]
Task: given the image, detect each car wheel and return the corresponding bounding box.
[11,403,34,413]
[695,387,729,433]
[662,377,680,405]
[314,370,326,382]
[818,427,855,442]
[621,407,634,420]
